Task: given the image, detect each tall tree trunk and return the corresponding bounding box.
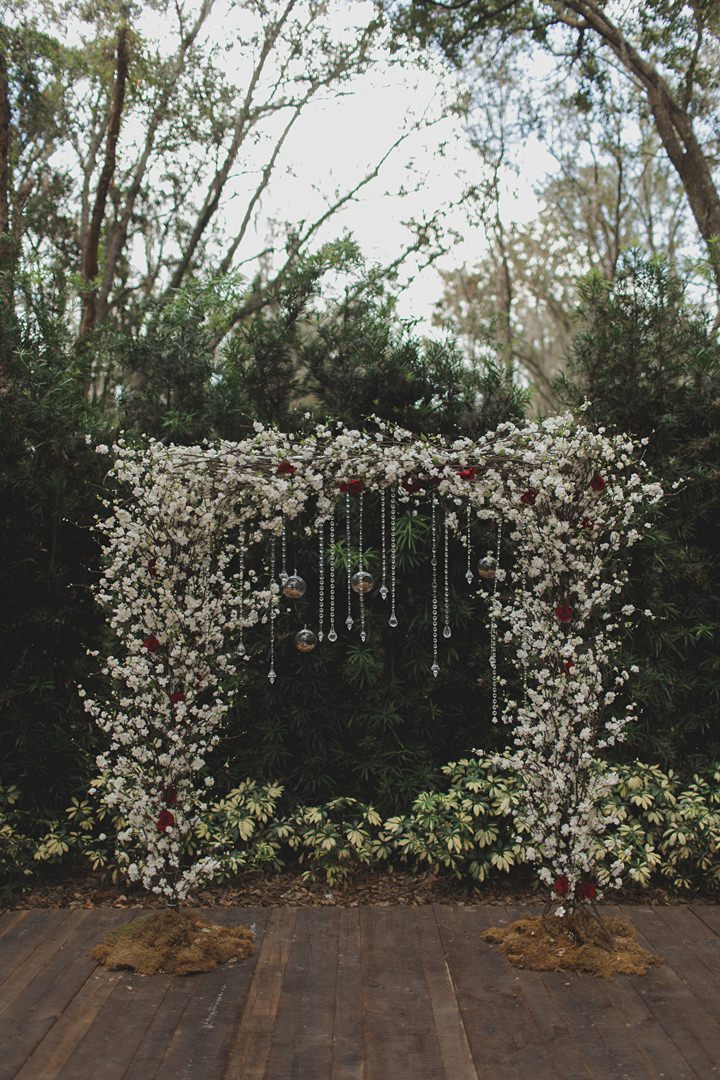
[78,20,129,341]
[562,1,720,291]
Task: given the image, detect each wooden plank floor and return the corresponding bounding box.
[1,904,719,1079]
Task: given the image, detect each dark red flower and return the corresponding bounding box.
[163,787,178,806]
[555,604,573,624]
[276,460,296,476]
[169,690,186,706]
[142,634,161,653]
[402,476,423,494]
[157,809,175,832]
[577,881,597,902]
[457,466,478,481]
[339,478,364,495]
[147,558,158,578]
[581,516,594,531]
[562,660,575,677]
[590,473,606,493]
[554,875,569,897]
[520,488,538,505]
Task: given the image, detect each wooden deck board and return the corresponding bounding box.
[0,903,717,1080]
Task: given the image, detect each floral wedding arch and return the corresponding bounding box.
[83,413,661,909]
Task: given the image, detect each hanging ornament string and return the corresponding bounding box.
[345,491,354,631]
[268,537,277,684]
[280,516,288,585]
[318,521,325,642]
[358,491,366,642]
[237,532,245,656]
[465,503,474,583]
[490,518,503,723]
[328,510,337,643]
[431,494,439,677]
[379,489,388,601]
[443,509,451,640]
[389,487,398,628]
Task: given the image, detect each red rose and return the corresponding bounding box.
[142,634,161,653]
[402,477,423,494]
[581,516,594,531]
[457,466,478,481]
[590,473,606,493]
[577,881,597,902]
[562,660,575,677]
[554,875,569,897]
[163,787,178,806]
[339,478,364,495]
[520,488,538,505]
[157,809,174,832]
[169,690,185,705]
[147,558,158,578]
[555,604,573,624]
[276,460,296,476]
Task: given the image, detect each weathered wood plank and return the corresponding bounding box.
[0,910,29,942]
[14,968,124,1080]
[690,904,720,938]
[150,906,267,1080]
[221,907,297,1080]
[0,911,72,997]
[436,904,556,1079]
[502,904,592,1079]
[359,906,446,1080]
[0,909,126,1080]
[650,905,720,1016]
[263,906,340,1080]
[332,907,364,1080]
[416,906,477,1080]
[616,906,720,1078]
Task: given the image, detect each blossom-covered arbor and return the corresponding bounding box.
[84,414,661,908]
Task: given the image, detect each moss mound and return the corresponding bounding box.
[484,914,657,978]
[91,909,254,976]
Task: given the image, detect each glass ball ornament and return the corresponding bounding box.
[350,570,375,594]
[282,574,307,599]
[294,628,317,653]
[477,552,496,580]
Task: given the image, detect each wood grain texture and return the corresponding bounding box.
[223,906,298,1080]
[0,903,717,1080]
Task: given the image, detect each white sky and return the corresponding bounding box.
[137,0,558,329]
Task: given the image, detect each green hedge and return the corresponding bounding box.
[3,758,718,899]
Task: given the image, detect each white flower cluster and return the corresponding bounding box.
[84,413,660,904]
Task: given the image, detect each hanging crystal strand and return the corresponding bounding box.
[237,534,246,656]
[431,494,439,677]
[442,510,451,639]
[318,522,325,642]
[268,537,277,684]
[345,491,354,630]
[280,516,288,585]
[388,487,398,628]
[379,489,388,600]
[465,503,474,583]
[328,511,337,642]
[358,491,367,642]
[490,519,503,722]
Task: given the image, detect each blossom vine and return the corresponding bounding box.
[83,414,661,905]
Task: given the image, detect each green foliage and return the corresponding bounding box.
[0,273,109,811]
[5,760,719,895]
[557,253,720,763]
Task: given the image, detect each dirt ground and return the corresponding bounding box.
[4,867,712,911]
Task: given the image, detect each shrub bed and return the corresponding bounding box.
[2,758,718,900]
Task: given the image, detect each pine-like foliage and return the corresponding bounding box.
[557,253,720,763]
